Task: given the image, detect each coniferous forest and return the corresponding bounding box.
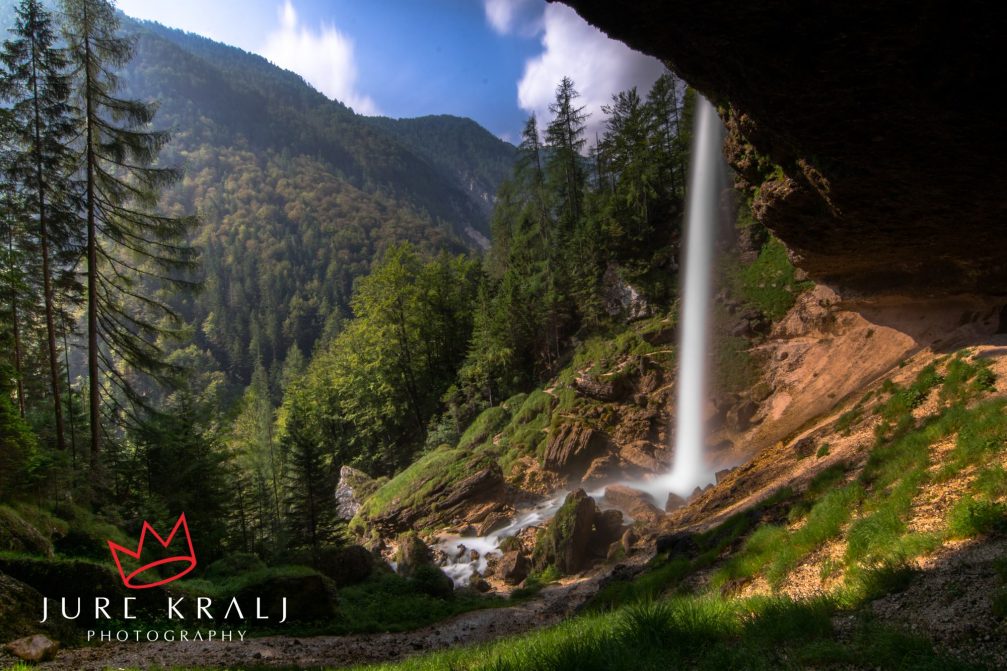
[1,0,690,565]
[3,1,1004,670]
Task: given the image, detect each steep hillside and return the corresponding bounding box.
[110,16,515,381]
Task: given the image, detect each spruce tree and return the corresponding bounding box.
[1,0,80,450]
[545,77,588,232]
[60,0,199,469]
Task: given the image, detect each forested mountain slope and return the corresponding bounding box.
[103,15,516,383]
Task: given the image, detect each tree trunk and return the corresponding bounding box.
[31,33,67,452]
[84,22,101,468]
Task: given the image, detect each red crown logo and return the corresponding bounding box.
[108,513,197,589]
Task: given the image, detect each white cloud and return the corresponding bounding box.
[261,1,380,116]
[483,0,543,37]
[516,3,666,146]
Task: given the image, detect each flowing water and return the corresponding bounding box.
[437,96,726,586]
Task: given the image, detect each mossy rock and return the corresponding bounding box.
[204,552,267,581]
[0,507,53,557]
[394,532,433,578]
[0,555,165,622]
[234,571,337,623]
[315,545,374,587]
[532,489,597,575]
[0,572,44,642]
[409,564,454,599]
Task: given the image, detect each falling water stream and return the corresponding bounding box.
[437,95,726,586]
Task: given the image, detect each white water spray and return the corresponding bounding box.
[646,95,725,500]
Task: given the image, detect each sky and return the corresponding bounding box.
[114,0,666,144]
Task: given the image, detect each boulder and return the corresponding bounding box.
[593,509,625,549]
[0,573,43,643]
[472,578,492,593]
[410,564,454,599]
[4,634,59,663]
[532,489,598,575]
[235,572,336,623]
[335,465,377,520]
[543,424,612,474]
[665,493,687,512]
[0,508,53,557]
[394,533,433,578]
[620,528,639,554]
[497,550,530,585]
[603,484,664,523]
[792,437,816,458]
[726,399,760,432]
[315,545,374,587]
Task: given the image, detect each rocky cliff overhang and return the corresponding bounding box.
[562,1,1007,295]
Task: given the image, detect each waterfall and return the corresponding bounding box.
[650,95,725,500]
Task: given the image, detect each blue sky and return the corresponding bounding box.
[115,0,665,143]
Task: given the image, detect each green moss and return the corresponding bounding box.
[726,236,812,321]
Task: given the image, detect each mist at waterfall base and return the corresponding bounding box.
[436,96,727,586]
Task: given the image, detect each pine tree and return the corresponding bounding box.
[545,77,588,232]
[1,0,80,451]
[61,0,199,469]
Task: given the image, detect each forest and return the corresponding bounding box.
[0,0,693,566]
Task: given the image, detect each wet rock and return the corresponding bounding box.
[603,484,664,523]
[334,465,377,520]
[474,512,509,537]
[665,492,687,512]
[455,544,467,560]
[394,533,434,578]
[543,424,612,474]
[314,545,373,587]
[532,489,598,575]
[471,578,492,593]
[4,634,59,663]
[497,551,530,585]
[469,549,480,562]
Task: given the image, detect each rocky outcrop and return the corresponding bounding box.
[562,0,1007,296]
[368,463,512,536]
[335,466,377,520]
[603,485,664,524]
[4,634,59,663]
[543,424,612,474]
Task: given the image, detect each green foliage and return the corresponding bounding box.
[947,496,1007,538]
[726,235,810,321]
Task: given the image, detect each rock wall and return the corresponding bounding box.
[561,0,1007,296]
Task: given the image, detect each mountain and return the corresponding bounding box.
[98,14,515,383]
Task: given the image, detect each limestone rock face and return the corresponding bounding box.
[4,634,59,663]
[335,466,377,520]
[564,0,1007,296]
[543,424,612,473]
[368,463,510,536]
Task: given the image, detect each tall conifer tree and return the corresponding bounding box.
[61,0,199,469]
[2,0,80,450]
